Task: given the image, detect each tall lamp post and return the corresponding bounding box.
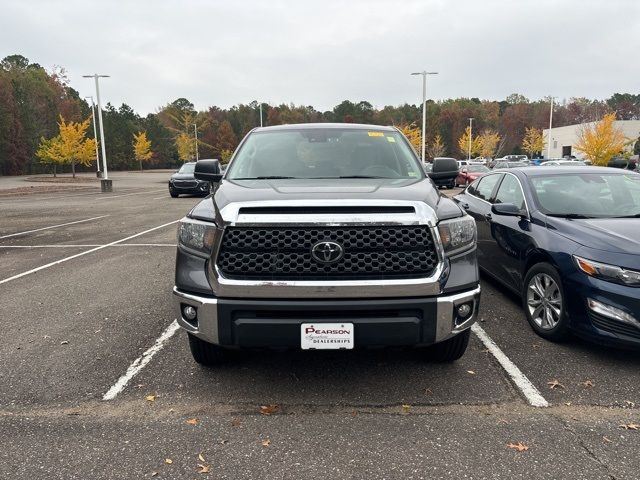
[546,96,555,159]
[468,118,474,161]
[411,71,438,161]
[193,123,199,161]
[84,96,100,176]
[82,74,110,191]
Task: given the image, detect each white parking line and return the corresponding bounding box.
[93,189,166,201]
[471,324,549,408]
[0,220,179,286]
[0,215,110,240]
[103,320,180,400]
[0,243,176,248]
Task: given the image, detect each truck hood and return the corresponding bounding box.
[189,178,463,222]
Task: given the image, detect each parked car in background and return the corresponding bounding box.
[608,157,639,171]
[493,161,529,170]
[457,160,470,169]
[423,162,433,173]
[456,164,490,187]
[428,157,460,189]
[544,160,586,166]
[169,162,212,197]
[472,157,491,165]
[453,167,640,348]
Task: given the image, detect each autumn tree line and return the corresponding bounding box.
[1,54,640,176]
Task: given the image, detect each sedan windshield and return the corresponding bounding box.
[531,173,640,217]
[178,163,195,174]
[226,128,423,180]
[468,165,489,173]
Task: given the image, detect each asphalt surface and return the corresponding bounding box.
[0,174,638,479]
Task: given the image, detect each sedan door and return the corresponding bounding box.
[458,173,503,273]
[485,173,535,292]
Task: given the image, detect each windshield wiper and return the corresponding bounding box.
[547,213,594,219]
[336,175,388,179]
[612,213,640,218]
[232,176,297,180]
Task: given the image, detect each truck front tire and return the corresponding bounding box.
[426,329,471,362]
[188,333,226,366]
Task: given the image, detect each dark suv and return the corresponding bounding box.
[169,162,211,197]
[173,124,480,365]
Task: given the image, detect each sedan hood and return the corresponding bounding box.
[547,217,640,254]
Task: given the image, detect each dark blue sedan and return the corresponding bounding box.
[453,166,640,348]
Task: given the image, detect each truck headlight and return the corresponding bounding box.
[574,256,640,287]
[438,215,476,256]
[177,218,217,257]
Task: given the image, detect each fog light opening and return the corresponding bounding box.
[587,298,639,328]
[454,301,474,327]
[182,304,198,322]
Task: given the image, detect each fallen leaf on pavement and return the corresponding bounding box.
[197,464,210,474]
[497,419,509,425]
[164,458,173,464]
[402,404,411,412]
[580,380,594,388]
[186,418,198,425]
[424,388,433,396]
[60,340,69,345]
[547,379,565,390]
[467,370,476,375]
[259,405,279,415]
[603,436,612,443]
[619,423,640,430]
[145,394,156,402]
[198,453,206,462]
[151,472,158,477]
[231,418,242,427]
[507,442,529,452]
[262,439,271,447]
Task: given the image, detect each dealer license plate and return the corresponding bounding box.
[300,323,354,350]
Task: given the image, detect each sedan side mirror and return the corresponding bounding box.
[194,159,222,183]
[492,203,525,217]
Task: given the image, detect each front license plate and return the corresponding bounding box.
[301,323,354,350]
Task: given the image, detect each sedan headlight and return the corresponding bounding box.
[177,218,217,257]
[438,215,477,256]
[574,256,640,287]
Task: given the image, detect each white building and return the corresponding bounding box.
[542,120,640,159]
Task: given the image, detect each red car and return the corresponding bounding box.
[455,165,490,187]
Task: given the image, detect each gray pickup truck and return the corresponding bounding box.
[173,123,480,365]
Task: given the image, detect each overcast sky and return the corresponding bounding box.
[3,0,639,115]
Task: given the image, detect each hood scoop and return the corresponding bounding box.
[238,206,415,215]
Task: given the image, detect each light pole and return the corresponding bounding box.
[85,96,100,176]
[468,118,474,161]
[411,71,438,161]
[83,74,110,188]
[259,103,263,127]
[193,123,199,161]
[546,96,555,159]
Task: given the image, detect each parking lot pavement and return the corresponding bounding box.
[0,172,639,479]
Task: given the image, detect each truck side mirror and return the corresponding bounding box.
[194,159,222,183]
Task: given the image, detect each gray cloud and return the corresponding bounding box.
[2,0,639,115]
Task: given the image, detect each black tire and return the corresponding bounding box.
[426,329,471,362]
[522,263,570,342]
[169,187,179,198]
[188,333,226,366]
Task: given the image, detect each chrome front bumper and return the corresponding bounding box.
[173,285,481,346]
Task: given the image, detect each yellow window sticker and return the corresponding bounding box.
[367,132,384,137]
[386,136,396,143]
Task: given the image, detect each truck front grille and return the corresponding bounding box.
[216,226,439,280]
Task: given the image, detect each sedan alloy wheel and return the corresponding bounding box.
[527,273,562,330]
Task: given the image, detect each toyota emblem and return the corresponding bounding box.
[311,241,344,264]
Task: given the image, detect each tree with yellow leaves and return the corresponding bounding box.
[175,132,196,162]
[478,130,501,159]
[36,116,96,177]
[426,133,446,159]
[574,113,630,165]
[458,126,482,158]
[399,123,422,155]
[522,127,545,159]
[133,131,153,171]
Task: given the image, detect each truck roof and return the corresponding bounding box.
[252,123,397,132]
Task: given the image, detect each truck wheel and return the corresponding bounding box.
[427,329,470,362]
[188,333,226,366]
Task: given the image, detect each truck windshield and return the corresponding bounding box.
[226,128,423,180]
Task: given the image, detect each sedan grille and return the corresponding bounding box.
[216,226,439,280]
